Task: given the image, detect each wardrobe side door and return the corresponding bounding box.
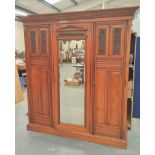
[93,22,125,139]
[25,26,52,126]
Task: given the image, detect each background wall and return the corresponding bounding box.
[132,9,140,36]
[15,21,25,51]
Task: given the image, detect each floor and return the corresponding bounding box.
[15,89,140,155]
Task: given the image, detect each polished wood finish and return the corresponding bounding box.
[52,23,92,133]
[93,21,125,140]
[19,7,138,149]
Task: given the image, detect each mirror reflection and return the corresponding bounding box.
[59,40,85,125]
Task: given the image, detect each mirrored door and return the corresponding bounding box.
[58,40,85,126]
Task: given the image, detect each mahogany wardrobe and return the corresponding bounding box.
[19,6,138,148]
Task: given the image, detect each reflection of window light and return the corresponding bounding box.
[15,9,28,16]
[44,0,61,5]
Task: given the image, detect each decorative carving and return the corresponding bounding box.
[19,7,139,22]
[57,25,86,32]
[98,28,106,55]
[113,28,121,55]
[57,32,85,37]
[57,25,87,38]
[30,31,36,53]
[40,31,46,53]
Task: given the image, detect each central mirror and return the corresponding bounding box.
[58,40,85,125]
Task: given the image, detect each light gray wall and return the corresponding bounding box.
[132,9,140,36]
[15,21,25,51]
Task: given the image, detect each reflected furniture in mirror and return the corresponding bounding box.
[59,40,85,125]
[19,6,138,149]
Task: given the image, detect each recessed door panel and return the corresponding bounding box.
[94,69,122,138]
[40,67,50,115]
[29,66,51,126]
[30,67,40,114]
[95,70,107,125]
[108,71,122,126]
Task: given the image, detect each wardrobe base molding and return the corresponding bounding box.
[27,123,127,149]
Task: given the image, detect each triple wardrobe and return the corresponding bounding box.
[19,6,138,148]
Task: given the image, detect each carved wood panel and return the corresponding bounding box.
[98,28,106,55]
[30,30,37,54]
[40,31,46,53]
[95,23,125,57]
[95,25,109,56]
[110,25,125,56]
[39,28,49,54]
[27,26,49,56]
[113,28,121,55]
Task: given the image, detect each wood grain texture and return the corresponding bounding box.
[23,7,138,148]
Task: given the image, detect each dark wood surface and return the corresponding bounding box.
[22,7,138,148]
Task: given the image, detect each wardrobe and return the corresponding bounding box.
[19,6,138,148]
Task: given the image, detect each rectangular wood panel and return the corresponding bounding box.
[30,67,40,114]
[94,69,122,138]
[95,70,107,125]
[108,72,122,126]
[40,68,50,115]
[30,114,51,126]
[29,66,51,126]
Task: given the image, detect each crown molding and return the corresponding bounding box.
[18,6,139,23]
